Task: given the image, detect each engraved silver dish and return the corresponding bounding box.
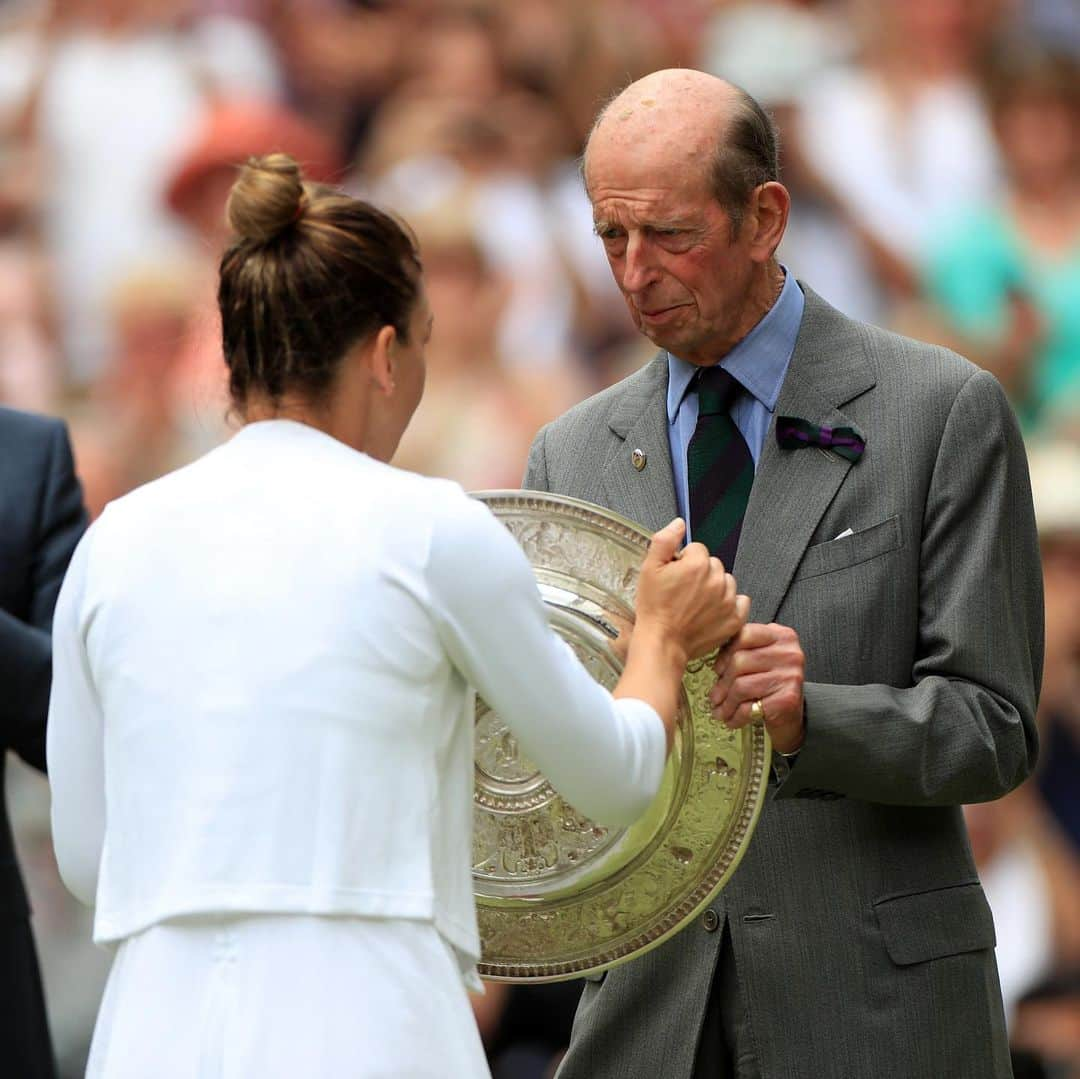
[471,491,770,983]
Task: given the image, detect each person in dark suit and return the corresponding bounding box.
[0,406,87,1079]
[525,69,1043,1079]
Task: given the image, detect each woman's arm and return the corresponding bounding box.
[45,532,106,907]
[427,498,743,825]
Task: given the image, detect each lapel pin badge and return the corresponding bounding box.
[631,448,647,472]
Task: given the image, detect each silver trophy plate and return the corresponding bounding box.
[471,491,769,983]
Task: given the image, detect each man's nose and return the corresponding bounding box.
[621,234,660,294]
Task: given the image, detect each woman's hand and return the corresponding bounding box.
[634,518,748,663]
[614,519,750,751]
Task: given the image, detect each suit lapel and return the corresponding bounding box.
[595,289,875,619]
[734,286,876,624]
[601,355,679,532]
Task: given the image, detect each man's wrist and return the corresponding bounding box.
[772,699,806,757]
[771,744,799,783]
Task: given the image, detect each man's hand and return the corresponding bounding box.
[709,623,806,755]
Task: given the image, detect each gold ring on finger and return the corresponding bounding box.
[750,698,766,724]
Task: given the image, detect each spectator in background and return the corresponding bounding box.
[0,6,59,416]
[701,0,882,322]
[1028,442,1080,855]
[1011,970,1080,1078]
[262,0,410,161]
[966,439,1080,1070]
[66,264,199,519]
[924,47,1080,438]
[1019,0,1080,56]
[392,195,585,490]
[14,0,280,384]
[963,787,1080,1028]
[797,0,1003,321]
[366,10,595,380]
[472,979,583,1079]
[365,0,690,384]
[622,0,715,70]
[490,0,649,147]
[0,243,59,411]
[0,406,87,1079]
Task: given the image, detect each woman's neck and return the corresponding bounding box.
[242,389,374,456]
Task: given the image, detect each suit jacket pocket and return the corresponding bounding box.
[873,881,995,966]
[792,515,902,582]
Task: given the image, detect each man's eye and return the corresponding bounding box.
[657,230,694,250]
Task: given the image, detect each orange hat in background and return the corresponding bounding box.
[164,98,344,219]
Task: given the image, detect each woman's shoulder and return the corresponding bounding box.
[95,440,228,519]
[367,458,470,514]
[344,458,503,551]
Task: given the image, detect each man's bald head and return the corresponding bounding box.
[584,69,779,233]
[588,70,737,154]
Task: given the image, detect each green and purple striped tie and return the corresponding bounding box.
[687,366,754,568]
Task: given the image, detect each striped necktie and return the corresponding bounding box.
[687,366,754,568]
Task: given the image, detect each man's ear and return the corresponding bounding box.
[749,181,790,262]
[366,325,398,396]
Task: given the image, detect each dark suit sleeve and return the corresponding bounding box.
[0,420,88,771]
[781,370,1043,805]
[29,420,89,631]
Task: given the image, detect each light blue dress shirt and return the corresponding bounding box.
[667,271,805,540]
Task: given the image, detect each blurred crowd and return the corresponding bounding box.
[0,0,1078,1075]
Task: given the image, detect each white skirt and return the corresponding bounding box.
[86,914,491,1079]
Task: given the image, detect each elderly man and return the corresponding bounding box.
[524,70,1042,1079]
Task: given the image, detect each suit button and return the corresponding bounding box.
[702,909,720,932]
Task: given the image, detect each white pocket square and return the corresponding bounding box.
[832,527,854,540]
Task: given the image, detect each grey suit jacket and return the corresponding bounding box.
[523,287,1042,1079]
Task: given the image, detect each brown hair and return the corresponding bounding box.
[982,45,1080,119]
[218,153,421,410]
[707,87,780,235]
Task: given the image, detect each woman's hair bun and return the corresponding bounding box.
[226,153,305,244]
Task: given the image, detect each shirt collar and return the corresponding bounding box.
[666,268,805,424]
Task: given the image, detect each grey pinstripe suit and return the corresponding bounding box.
[523,286,1042,1079]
